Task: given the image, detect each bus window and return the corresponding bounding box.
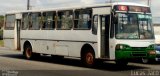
[115,13,154,39]
[22,13,29,30]
[42,11,56,30]
[92,15,98,34]
[5,14,15,30]
[29,12,41,30]
[74,9,92,29]
[57,10,73,30]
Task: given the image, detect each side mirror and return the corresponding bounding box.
[114,15,118,24]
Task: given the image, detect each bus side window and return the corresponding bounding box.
[22,13,29,30]
[29,12,41,30]
[5,14,15,30]
[74,9,92,29]
[57,10,73,30]
[42,11,56,30]
[92,15,98,35]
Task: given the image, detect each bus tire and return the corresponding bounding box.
[24,45,33,59]
[115,60,128,66]
[81,49,95,67]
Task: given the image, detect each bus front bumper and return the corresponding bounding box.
[115,50,156,60]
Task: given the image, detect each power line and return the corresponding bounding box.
[148,0,151,6]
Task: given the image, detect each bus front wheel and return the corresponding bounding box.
[81,50,95,67]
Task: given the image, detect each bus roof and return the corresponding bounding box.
[112,2,149,7]
[6,2,149,14]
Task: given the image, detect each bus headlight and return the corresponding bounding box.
[149,50,156,55]
[116,44,130,50]
[147,44,156,55]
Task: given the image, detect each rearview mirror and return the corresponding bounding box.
[113,14,118,24]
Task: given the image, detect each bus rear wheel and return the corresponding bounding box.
[81,50,95,67]
[24,45,33,59]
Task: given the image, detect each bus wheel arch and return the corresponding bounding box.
[81,44,95,67]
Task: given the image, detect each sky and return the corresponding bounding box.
[0,0,159,23]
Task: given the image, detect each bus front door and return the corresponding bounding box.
[100,15,110,58]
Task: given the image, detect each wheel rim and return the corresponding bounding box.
[86,52,94,65]
[26,48,32,58]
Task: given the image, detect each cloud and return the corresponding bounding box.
[150,0,160,17]
[80,0,95,4]
[0,0,26,15]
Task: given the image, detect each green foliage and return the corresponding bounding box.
[0,29,2,35]
[0,30,3,40]
[0,40,3,47]
[0,15,4,29]
[0,15,4,20]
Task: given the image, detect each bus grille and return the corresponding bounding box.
[132,52,147,57]
[132,53,147,57]
[131,47,147,51]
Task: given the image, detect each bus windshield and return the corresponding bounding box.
[115,13,154,39]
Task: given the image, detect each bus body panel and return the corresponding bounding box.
[109,39,155,60]
[116,40,155,47]
[93,7,111,15]
[3,30,15,49]
[21,30,98,58]
[109,38,116,60]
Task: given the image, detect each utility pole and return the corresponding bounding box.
[110,0,112,3]
[27,0,30,10]
[148,0,151,6]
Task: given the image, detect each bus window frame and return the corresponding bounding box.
[110,12,116,38]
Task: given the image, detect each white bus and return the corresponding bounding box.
[3,2,156,67]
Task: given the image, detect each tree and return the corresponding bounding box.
[0,15,4,29]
